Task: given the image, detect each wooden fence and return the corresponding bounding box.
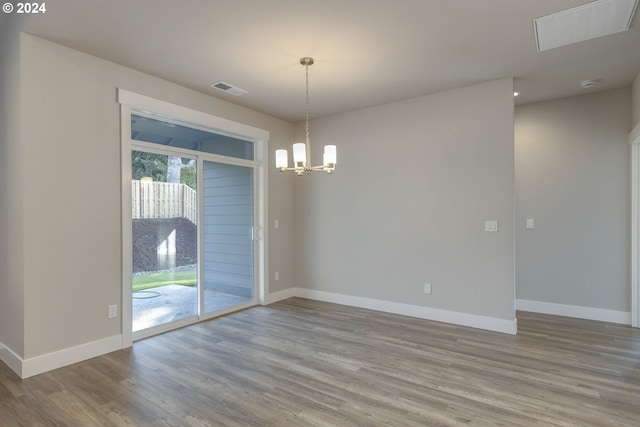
[132,181,197,224]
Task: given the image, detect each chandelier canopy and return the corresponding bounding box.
[275,57,336,175]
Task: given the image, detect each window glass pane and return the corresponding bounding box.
[131,114,254,160]
[202,161,254,314]
[131,151,198,332]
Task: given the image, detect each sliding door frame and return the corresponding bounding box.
[119,89,269,347]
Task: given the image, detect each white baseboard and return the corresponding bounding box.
[0,334,124,379]
[516,299,631,325]
[0,342,23,377]
[22,334,123,379]
[266,287,299,305]
[267,287,517,335]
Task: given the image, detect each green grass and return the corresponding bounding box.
[133,269,197,292]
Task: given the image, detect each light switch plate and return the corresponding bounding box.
[526,219,535,229]
[485,220,498,232]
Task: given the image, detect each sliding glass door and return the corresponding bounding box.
[128,113,258,338]
[202,161,254,314]
[131,151,199,332]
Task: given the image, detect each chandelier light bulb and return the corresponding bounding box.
[324,145,337,165]
[275,149,288,169]
[293,143,306,166]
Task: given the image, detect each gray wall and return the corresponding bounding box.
[633,72,640,130]
[0,17,26,358]
[515,88,631,311]
[294,78,516,321]
[9,33,294,360]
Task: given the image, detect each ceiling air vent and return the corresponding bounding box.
[209,81,248,96]
[534,0,638,52]
[580,79,600,88]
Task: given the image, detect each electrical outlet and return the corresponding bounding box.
[424,283,432,294]
[275,271,280,281]
[108,304,118,319]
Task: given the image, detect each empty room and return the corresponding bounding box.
[2,0,640,425]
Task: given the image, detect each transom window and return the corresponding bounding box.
[131,113,254,160]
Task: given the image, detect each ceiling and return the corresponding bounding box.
[9,0,640,122]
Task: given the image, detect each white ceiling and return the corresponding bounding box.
[12,0,640,122]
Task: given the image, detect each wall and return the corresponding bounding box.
[633,71,640,130]
[294,79,516,324]
[16,34,294,363]
[0,16,26,365]
[515,89,631,315]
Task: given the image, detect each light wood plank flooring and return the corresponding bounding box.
[2,297,640,426]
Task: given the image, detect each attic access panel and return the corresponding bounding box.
[534,0,638,51]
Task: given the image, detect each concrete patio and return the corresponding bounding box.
[133,284,251,331]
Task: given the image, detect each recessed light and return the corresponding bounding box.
[513,92,520,97]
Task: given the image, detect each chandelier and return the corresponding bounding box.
[275,57,337,175]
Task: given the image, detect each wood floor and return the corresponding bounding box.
[2,298,640,426]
